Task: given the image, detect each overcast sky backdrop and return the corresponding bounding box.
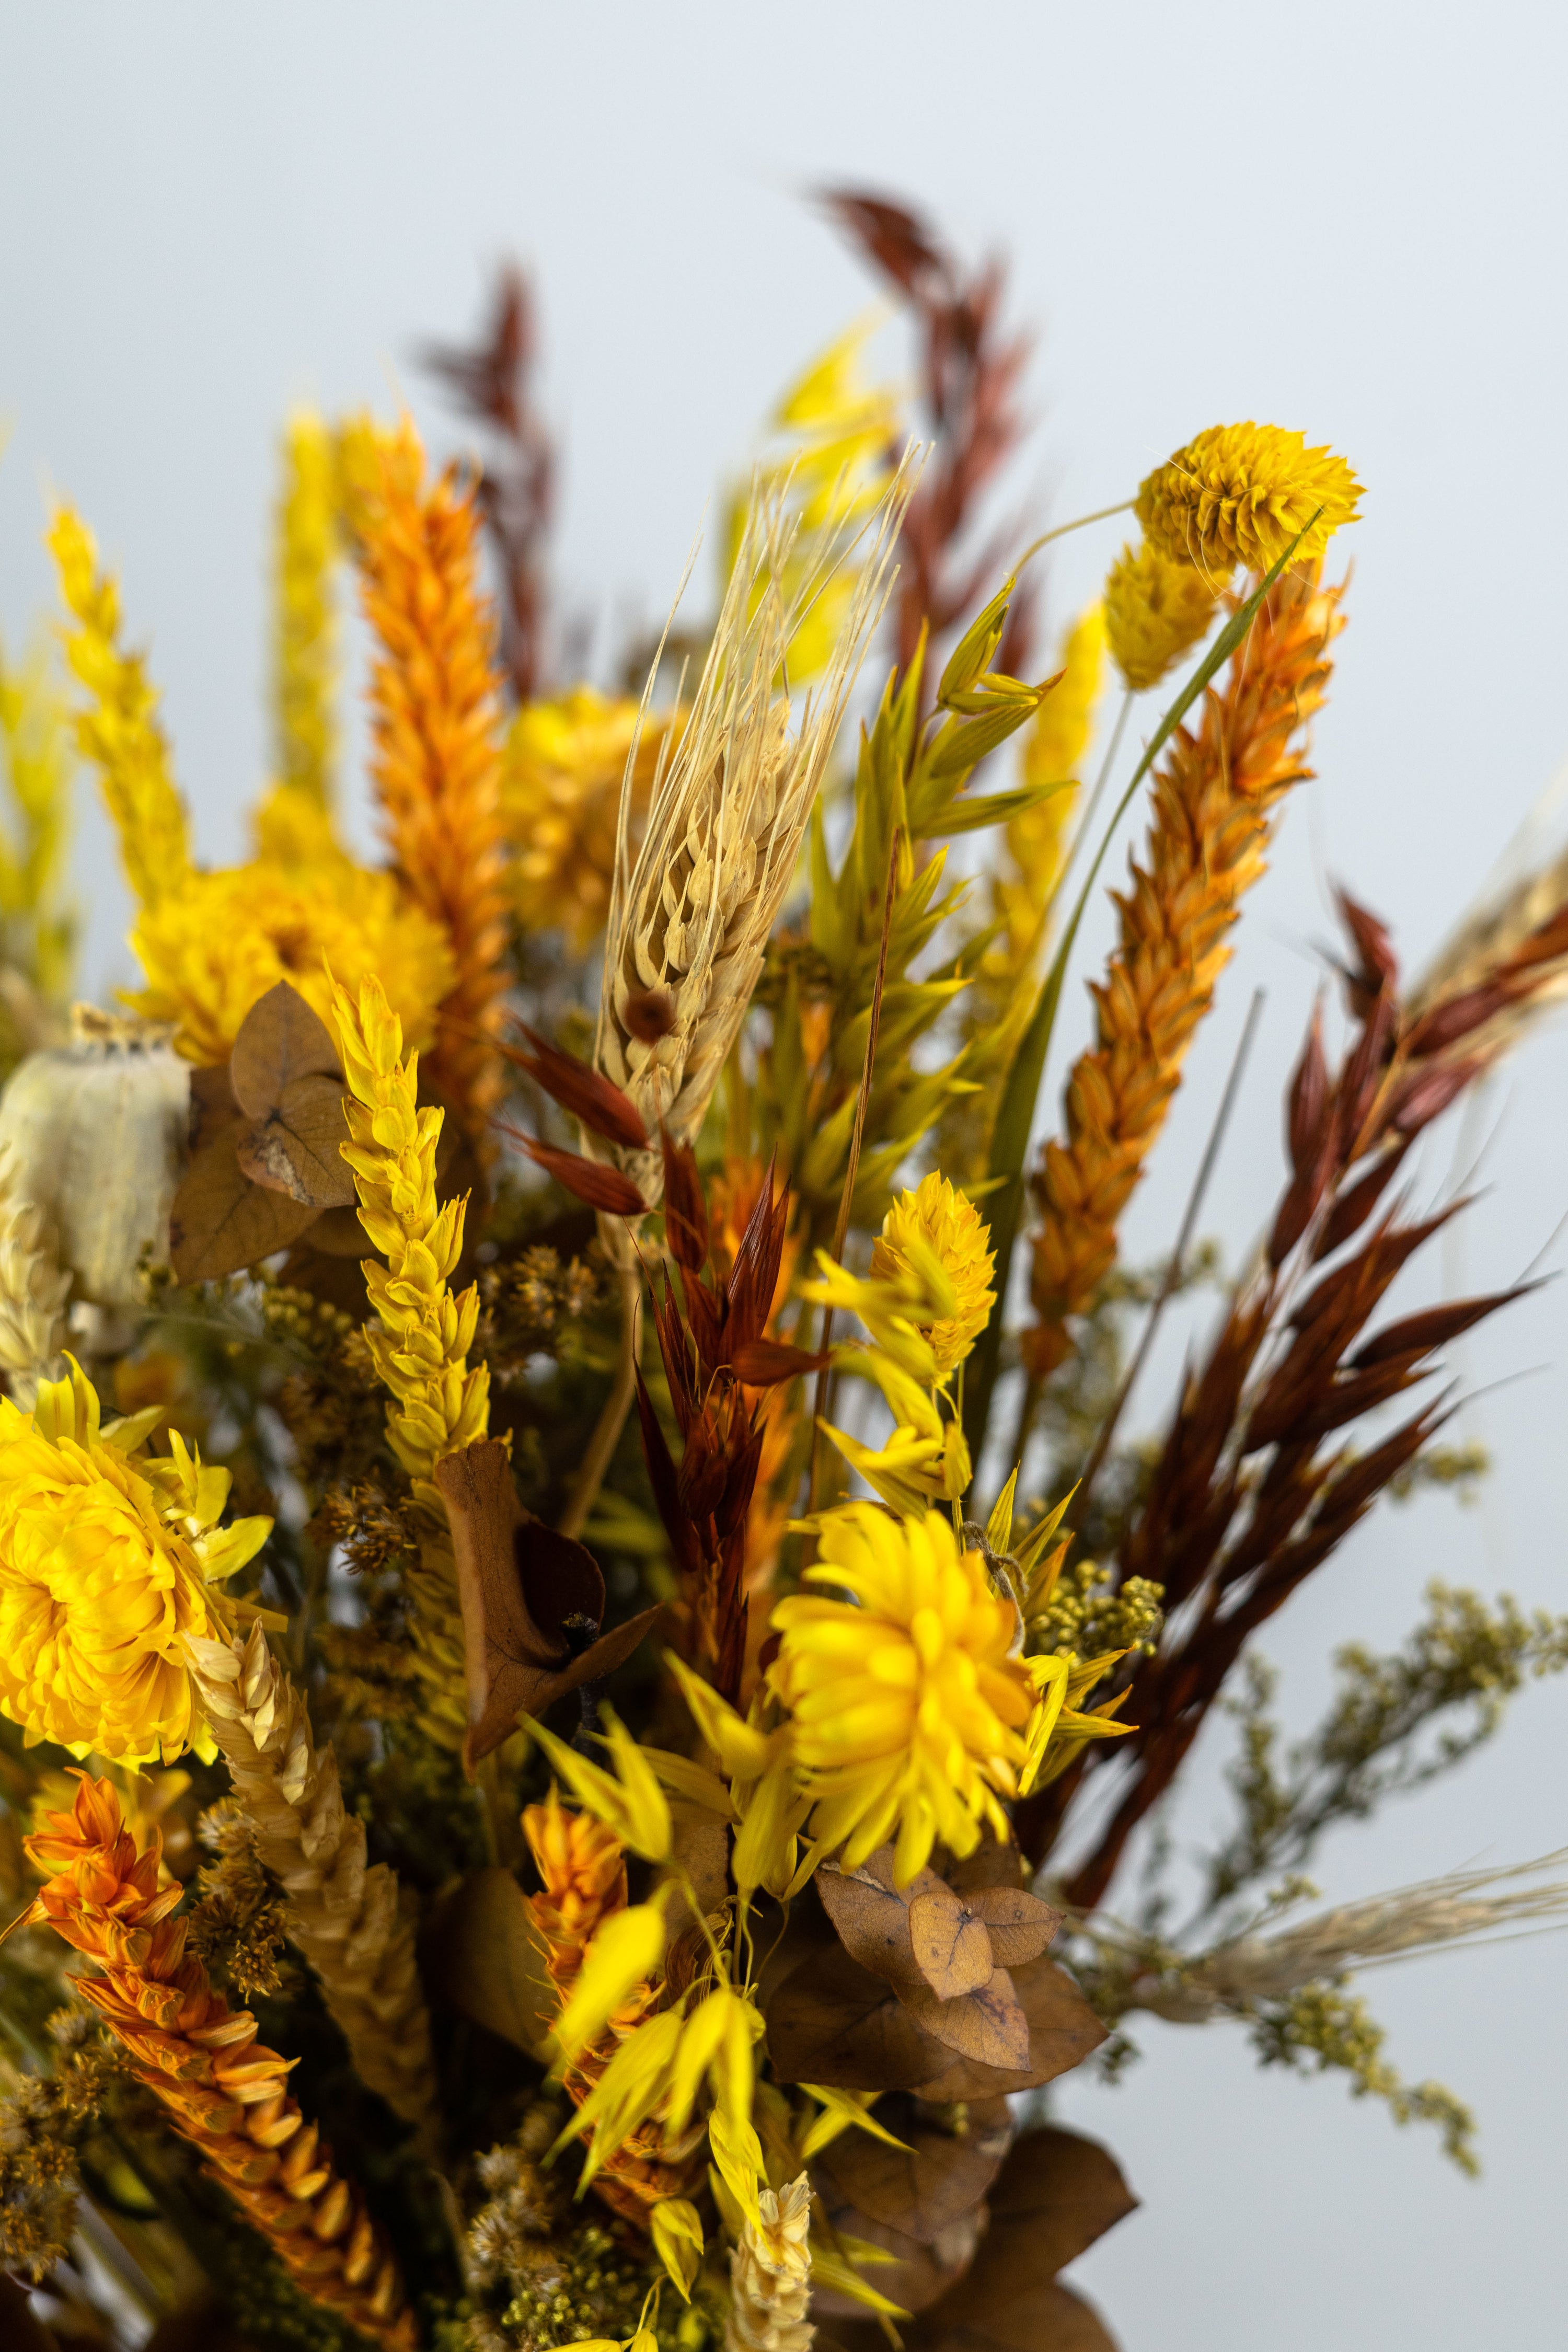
[4,7,1567,2346]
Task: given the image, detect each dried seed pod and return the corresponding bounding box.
[0,1008,188,1307]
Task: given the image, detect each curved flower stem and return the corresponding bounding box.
[1014,500,1135,571]
[559,1261,642,1540]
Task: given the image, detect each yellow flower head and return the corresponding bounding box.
[870,1172,995,1381]
[0,1361,271,1766]
[1104,539,1221,693]
[768,1503,1032,1885]
[1136,423,1362,577]
[504,687,683,952]
[126,852,455,1066]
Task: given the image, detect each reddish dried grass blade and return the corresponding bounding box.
[510,1133,645,1215]
[506,1024,649,1151]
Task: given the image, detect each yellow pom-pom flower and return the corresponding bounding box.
[0,1361,271,1766]
[126,849,455,1066]
[1104,539,1221,693]
[503,687,683,953]
[870,1171,996,1381]
[769,1503,1033,1884]
[1136,423,1362,576]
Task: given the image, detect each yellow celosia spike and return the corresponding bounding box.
[272,410,341,807]
[48,506,191,908]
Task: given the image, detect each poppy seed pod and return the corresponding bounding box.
[0,1007,190,1308]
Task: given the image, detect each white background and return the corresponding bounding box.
[3,5,1566,2344]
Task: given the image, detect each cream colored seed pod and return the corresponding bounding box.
[0,1006,189,1308]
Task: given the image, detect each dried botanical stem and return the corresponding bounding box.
[806,827,901,1515]
[522,1794,702,2225]
[186,1628,440,2146]
[0,1142,70,1404]
[1021,567,1344,1379]
[725,2174,813,2352]
[1069,987,1264,1525]
[359,419,510,1134]
[594,458,915,1208]
[558,1260,641,1541]
[19,1777,414,2348]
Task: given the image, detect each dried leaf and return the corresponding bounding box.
[765,1940,948,2092]
[985,2125,1138,2277]
[810,2204,986,2322]
[728,1336,829,1385]
[436,1439,662,1773]
[422,1865,552,2055]
[814,2096,1012,2244]
[169,1115,320,1283]
[235,1070,356,1208]
[229,978,342,1118]
[908,1887,994,1998]
[817,1858,941,1995]
[911,2128,1135,2352]
[910,1958,1105,2101]
[513,1132,647,1214]
[902,1967,1030,2073]
[918,2280,1119,2352]
[962,1886,1061,1970]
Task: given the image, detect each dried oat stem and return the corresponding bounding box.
[806,824,901,1515]
[187,1627,440,2148]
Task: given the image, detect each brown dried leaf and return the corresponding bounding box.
[169,1116,320,1283]
[813,2204,986,2323]
[229,978,342,1119]
[814,2097,1012,2244]
[765,1940,948,2092]
[963,1886,1061,1970]
[902,1967,1030,2073]
[910,2127,1135,2352]
[436,1438,662,1774]
[816,1856,952,1996]
[910,1958,1105,2101]
[941,1835,1026,1897]
[908,1886,995,1998]
[236,1070,356,1207]
[423,1864,553,2055]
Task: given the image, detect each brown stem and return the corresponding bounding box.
[559,1262,641,1540]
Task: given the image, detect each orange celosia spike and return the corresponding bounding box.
[1021,566,1346,1378]
[19,1775,415,2349]
[358,421,510,1139]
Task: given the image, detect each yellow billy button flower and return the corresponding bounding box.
[768,1503,1033,1886]
[869,1172,995,1382]
[0,1361,271,1766]
[1135,422,1362,577]
[1104,539,1222,694]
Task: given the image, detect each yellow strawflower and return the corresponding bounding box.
[768,1503,1033,1885]
[1104,539,1221,693]
[0,1360,270,1766]
[127,847,454,1067]
[1136,422,1362,575]
[504,686,683,951]
[272,410,341,806]
[49,507,191,908]
[330,972,489,1745]
[869,1171,995,1382]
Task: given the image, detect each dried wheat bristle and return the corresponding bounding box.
[593,453,918,1209]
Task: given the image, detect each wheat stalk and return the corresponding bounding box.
[0,1143,69,1404]
[593,454,918,1212]
[725,2174,814,2352]
[1021,565,1345,1378]
[187,1627,440,2145]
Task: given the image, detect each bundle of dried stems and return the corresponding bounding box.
[187,1627,440,2145]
